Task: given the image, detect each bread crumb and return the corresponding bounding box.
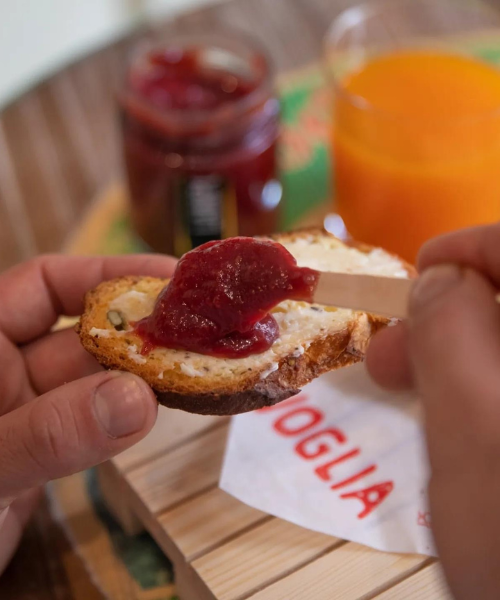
[89,327,112,338]
[127,345,147,365]
[260,363,279,380]
[180,363,205,377]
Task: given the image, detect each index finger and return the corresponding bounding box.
[0,254,177,344]
[418,222,500,286]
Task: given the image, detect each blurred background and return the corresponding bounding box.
[0,0,338,273]
[4,0,500,267]
[4,0,500,277]
[0,1,225,107]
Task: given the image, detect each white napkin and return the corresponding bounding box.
[220,363,436,556]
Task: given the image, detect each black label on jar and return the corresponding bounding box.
[175,175,238,255]
[185,175,224,247]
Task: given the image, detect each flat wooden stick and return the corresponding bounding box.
[313,272,414,319]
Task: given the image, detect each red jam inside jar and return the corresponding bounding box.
[120,34,281,256]
[135,237,319,358]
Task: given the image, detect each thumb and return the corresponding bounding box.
[409,264,500,465]
[0,371,157,499]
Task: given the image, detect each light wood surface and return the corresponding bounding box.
[98,412,450,600]
[113,405,226,473]
[373,563,452,600]
[158,487,267,561]
[245,543,427,600]
[191,518,341,600]
[126,425,228,514]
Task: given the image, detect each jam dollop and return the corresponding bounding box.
[134,237,319,358]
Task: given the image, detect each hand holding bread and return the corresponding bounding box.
[0,254,176,575]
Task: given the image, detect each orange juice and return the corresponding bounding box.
[333,51,500,263]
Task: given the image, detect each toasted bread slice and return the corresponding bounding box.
[78,230,412,415]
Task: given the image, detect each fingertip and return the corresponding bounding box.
[416,235,439,272]
[366,323,414,390]
[128,254,178,278]
[407,266,500,403]
[0,372,159,498]
[93,372,157,440]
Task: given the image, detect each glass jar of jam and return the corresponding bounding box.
[120,32,282,256]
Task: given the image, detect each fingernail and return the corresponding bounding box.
[411,264,462,311]
[94,374,151,439]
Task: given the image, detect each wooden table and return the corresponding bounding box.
[0,0,356,597]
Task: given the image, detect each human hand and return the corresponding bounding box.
[0,254,176,574]
[367,224,500,600]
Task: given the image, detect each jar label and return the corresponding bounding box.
[174,175,238,255]
[186,176,223,245]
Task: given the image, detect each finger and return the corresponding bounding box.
[409,264,500,598]
[0,332,33,415]
[0,488,42,575]
[418,222,500,286]
[408,264,500,469]
[0,254,177,344]
[0,371,157,499]
[366,322,413,390]
[23,328,103,395]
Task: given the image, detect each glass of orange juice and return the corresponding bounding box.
[325,0,500,263]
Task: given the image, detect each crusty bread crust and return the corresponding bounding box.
[78,230,415,415]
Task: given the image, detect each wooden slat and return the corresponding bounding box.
[68,51,122,184]
[218,0,321,73]
[97,462,143,536]
[0,199,23,272]
[55,66,107,188]
[372,563,452,600]
[18,93,75,229]
[41,73,98,208]
[176,560,217,600]
[245,543,427,600]
[192,519,341,600]
[0,118,37,267]
[158,487,268,561]
[114,405,226,472]
[125,424,228,514]
[1,96,69,254]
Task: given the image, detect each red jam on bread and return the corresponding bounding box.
[135,237,319,358]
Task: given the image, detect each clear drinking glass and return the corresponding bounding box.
[325,0,500,263]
